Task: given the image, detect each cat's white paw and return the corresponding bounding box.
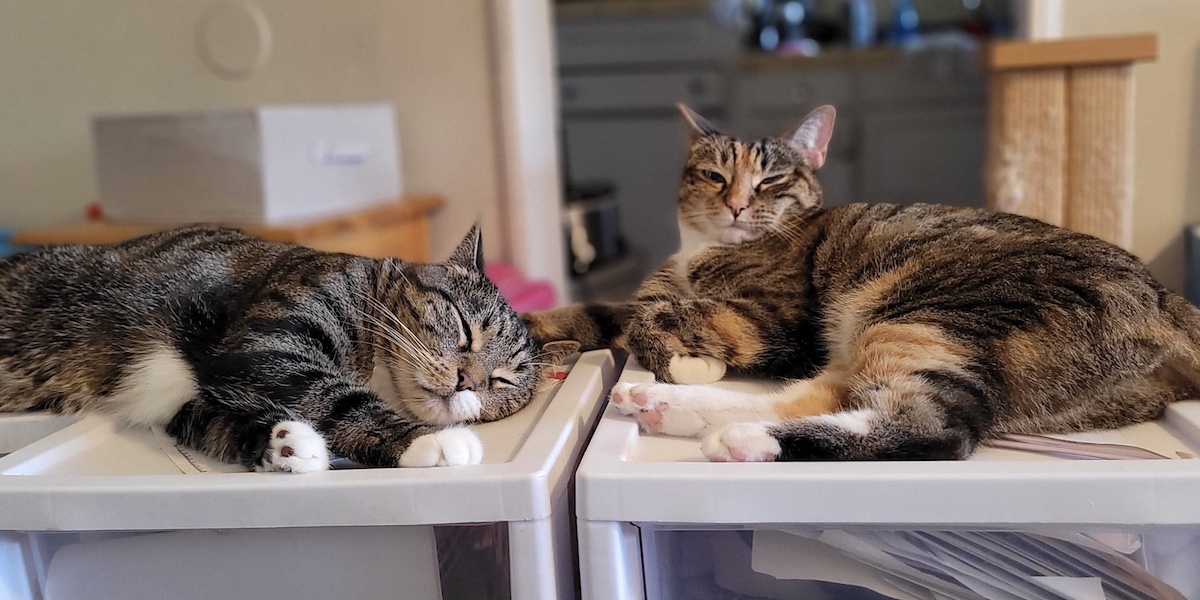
[667,354,727,384]
[608,382,711,438]
[701,422,781,462]
[258,421,330,473]
[399,427,483,467]
[608,382,645,416]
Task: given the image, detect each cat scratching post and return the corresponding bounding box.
[985,34,1156,249]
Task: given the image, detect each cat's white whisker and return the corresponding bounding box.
[356,308,436,364]
[361,322,430,369]
[361,340,421,370]
[364,337,422,371]
[362,295,435,357]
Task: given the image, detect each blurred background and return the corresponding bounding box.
[0,0,1197,307]
[558,0,1011,300]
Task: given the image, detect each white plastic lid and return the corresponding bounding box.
[0,351,616,531]
[577,360,1200,527]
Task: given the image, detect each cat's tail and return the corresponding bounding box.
[702,366,989,462]
[702,410,976,463]
[521,303,631,352]
[1161,290,1200,390]
[787,409,975,461]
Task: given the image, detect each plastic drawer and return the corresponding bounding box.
[576,360,1200,600]
[0,350,618,600]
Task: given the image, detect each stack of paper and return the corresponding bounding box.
[985,433,1196,460]
[752,529,1186,600]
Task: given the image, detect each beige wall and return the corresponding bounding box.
[0,0,504,262]
[1062,2,1200,291]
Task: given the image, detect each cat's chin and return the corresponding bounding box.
[407,390,483,425]
[716,226,760,245]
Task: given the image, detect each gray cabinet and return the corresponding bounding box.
[560,66,730,282]
[730,48,988,210]
[562,117,688,280]
[855,49,987,207]
[859,106,986,207]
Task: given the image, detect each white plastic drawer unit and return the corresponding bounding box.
[576,360,1200,600]
[0,350,617,600]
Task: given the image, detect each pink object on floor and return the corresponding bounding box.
[485,262,557,312]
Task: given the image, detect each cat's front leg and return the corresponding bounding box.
[267,417,483,469]
[625,340,728,385]
[520,303,632,351]
[259,421,332,473]
[625,298,776,384]
[166,395,334,473]
[310,390,486,468]
[623,306,719,384]
[397,427,484,467]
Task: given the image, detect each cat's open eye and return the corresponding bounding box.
[699,169,726,185]
[757,174,786,189]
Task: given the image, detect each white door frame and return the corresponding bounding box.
[1015,0,1064,40]
[488,0,569,303]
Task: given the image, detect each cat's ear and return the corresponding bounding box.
[785,105,836,169]
[677,103,720,137]
[448,223,484,272]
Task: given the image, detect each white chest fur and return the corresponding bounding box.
[670,223,718,293]
[370,363,405,409]
[110,346,198,426]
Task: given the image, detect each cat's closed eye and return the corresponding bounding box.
[451,304,472,351]
[699,169,726,185]
[490,368,519,389]
[757,174,786,189]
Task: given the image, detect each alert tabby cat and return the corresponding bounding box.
[0,225,572,472]
[525,104,1200,462]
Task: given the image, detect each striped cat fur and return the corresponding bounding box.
[0,225,572,472]
[524,104,1200,462]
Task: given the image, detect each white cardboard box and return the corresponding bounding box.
[0,350,616,600]
[93,103,402,224]
[575,360,1200,600]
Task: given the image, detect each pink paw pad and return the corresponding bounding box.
[609,387,630,406]
[637,406,664,432]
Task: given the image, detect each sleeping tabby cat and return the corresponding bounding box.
[524,104,1200,462]
[0,225,572,472]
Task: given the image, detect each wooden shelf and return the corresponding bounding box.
[987,33,1157,72]
[12,195,445,262]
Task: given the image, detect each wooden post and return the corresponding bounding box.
[1064,65,1135,248]
[985,34,1156,249]
[986,69,1067,227]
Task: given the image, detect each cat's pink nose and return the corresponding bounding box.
[726,195,750,219]
[457,371,475,392]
